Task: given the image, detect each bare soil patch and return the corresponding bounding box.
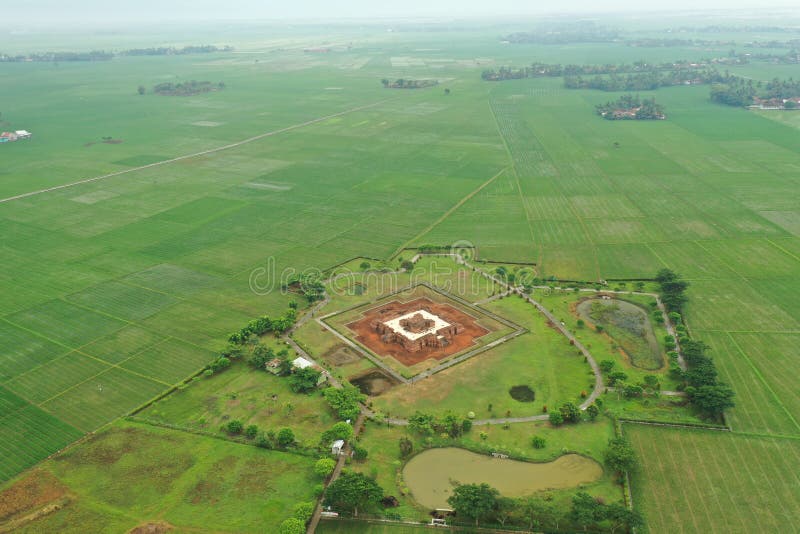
[323,344,361,366]
[128,521,174,534]
[0,470,67,523]
[347,297,489,367]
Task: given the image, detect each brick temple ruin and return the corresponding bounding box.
[371,308,464,353]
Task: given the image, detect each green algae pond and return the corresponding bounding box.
[402,447,603,509]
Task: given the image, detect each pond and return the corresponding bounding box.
[349,369,399,396]
[402,447,603,509]
[576,297,663,370]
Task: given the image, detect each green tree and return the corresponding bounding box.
[279,517,305,534]
[325,471,383,517]
[359,261,371,271]
[548,410,564,426]
[244,424,259,439]
[293,501,315,522]
[323,385,365,420]
[559,402,581,423]
[137,85,146,95]
[606,502,644,533]
[586,404,600,421]
[686,384,735,417]
[605,437,637,475]
[408,411,437,436]
[352,445,368,461]
[520,497,558,531]
[570,491,606,531]
[447,483,499,526]
[225,420,243,435]
[322,421,354,443]
[277,427,295,448]
[289,367,322,393]
[314,457,336,478]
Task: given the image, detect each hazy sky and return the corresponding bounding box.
[4,0,799,24]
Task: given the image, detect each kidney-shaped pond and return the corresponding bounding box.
[403,447,603,509]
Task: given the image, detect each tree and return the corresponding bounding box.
[279,518,304,534]
[606,502,644,533]
[444,88,451,95]
[314,457,336,478]
[277,427,295,448]
[686,384,735,417]
[586,404,600,421]
[570,492,605,531]
[137,85,146,95]
[605,437,637,475]
[359,261,371,271]
[322,421,354,443]
[520,497,558,531]
[494,496,517,527]
[352,445,368,461]
[323,385,365,420]
[408,411,437,436]
[289,367,322,393]
[549,410,564,426]
[559,402,581,423]
[244,424,259,439]
[599,360,616,373]
[607,370,628,386]
[325,471,383,517]
[461,418,473,434]
[447,483,499,526]
[293,501,315,522]
[399,436,414,458]
[225,420,243,435]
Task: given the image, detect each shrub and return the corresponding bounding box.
[279,518,305,534]
[531,435,547,449]
[352,445,368,461]
[277,427,295,448]
[255,432,272,449]
[293,501,315,522]
[244,424,259,439]
[315,457,336,478]
[225,420,244,435]
[549,411,564,426]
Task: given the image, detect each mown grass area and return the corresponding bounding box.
[626,424,800,534]
[138,360,338,447]
[370,295,593,419]
[2,420,318,533]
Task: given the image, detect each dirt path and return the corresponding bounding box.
[0,100,388,204]
[306,413,366,534]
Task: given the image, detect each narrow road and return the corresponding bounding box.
[0,100,388,204]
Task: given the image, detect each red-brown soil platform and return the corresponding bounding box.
[346,298,490,367]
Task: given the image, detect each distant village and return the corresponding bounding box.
[0,130,32,143]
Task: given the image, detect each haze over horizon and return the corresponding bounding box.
[4,0,800,26]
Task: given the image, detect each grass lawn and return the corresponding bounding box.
[2,420,318,533]
[138,360,339,447]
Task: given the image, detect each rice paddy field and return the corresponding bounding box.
[2,12,800,533]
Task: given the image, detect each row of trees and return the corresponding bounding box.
[711,74,800,107]
[445,481,641,532]
[152,80,225,96]
[228,307,297,344]
[407,411,473,438]
[122,45,232,56]
[655,269,735,420]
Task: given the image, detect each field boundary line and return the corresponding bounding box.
[487,96,540,265]
[725,332,800,434]
[389,167,508,258]
[765,237,800,263]
[0,100,389,204]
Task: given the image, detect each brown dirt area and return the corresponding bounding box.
[0,470,68,523]
[128,521,174,534]
[347,297,490,367]
[323,344,362,366]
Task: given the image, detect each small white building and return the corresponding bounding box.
[331,439,345,456]
[15,130,32,139]
[292,357,313,370]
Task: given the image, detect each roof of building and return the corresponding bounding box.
[292,357,314,369]
[331,439,345,448]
